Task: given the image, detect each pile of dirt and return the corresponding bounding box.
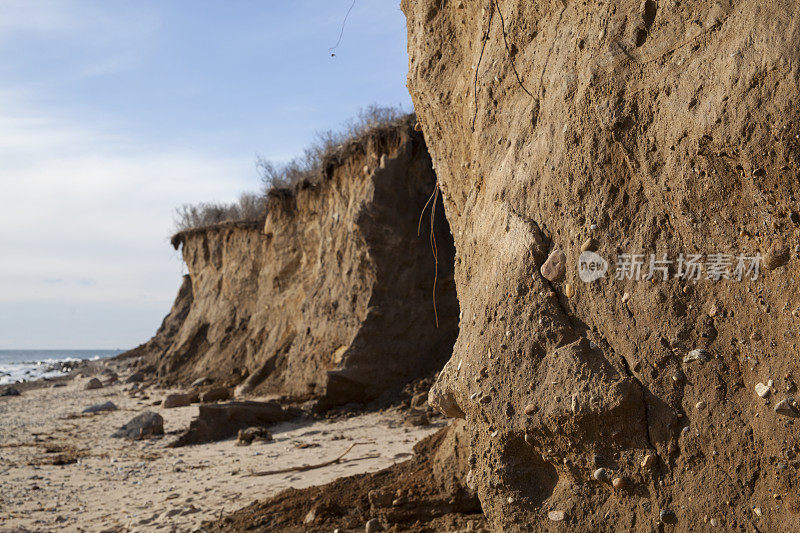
[207,423,486,532]
[126,116,458,408]
[404,0,800,530]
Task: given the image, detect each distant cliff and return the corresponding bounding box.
[129,117,458,407]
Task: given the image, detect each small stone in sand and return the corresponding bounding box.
[683,349,710,364]
[85,378,103,390]
[548,510,566,521]
[755,382,770,398]
[659,509,677,524]
[524,403,539,416]
[82,401,118,414]
[564,283,575,298]
[612,477,627,490]
[774,398,799,418]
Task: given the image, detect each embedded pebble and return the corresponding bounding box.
[710,518,719,527]
[659,509,677,524]
[621,292,630,304]
[695,400,707,410]
[548,510,566,521]
[683,349,710,363]
[611,477,627,490]
[641,454,656,468]
[593,468,611,482]
[540,248,567,282]
[564,283,575,298]
[763,242,789,270]
[524,404,539,416]
[755,382,771,399]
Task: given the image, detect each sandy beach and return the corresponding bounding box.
[0,366,444,532]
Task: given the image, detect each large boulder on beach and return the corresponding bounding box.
[170,401,295,447]
[111,411,164,440]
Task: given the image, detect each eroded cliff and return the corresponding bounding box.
[404,1,800,530]
[137,118,458,407]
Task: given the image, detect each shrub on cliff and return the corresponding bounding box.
[173,105,409,233]
[173,192,266,232]
[256,104,409,190]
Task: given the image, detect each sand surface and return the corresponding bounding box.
[0,377,443,532]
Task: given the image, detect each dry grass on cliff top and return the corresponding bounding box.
[171,105,412,239]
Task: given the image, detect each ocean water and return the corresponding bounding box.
[0,349,124,385]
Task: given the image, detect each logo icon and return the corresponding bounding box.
[578,251,608,282]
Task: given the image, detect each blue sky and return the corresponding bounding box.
[0,1,412,349]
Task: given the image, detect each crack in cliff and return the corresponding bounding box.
[471,3,494,132]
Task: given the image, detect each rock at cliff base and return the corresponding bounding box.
[200,387,230,403]
[111,412,164,440]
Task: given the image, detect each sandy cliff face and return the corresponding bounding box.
[404,0,800,530]
[138,121,458,407]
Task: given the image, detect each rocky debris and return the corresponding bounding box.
[126,371,145,383]
[236,426,273,446]
[368,489,395,510]
[683,349,710,364]
[755,382,771,399]
[170,401,297,447]
[111,412,164,440]
[84,378,103,390]
[82,401,117,414]
[1,387,20,397]
[540,247,566,282]
[404,410,430,427]
[410,392,428,410]
[764,242,790,270]
[200,387,230,403]
[774,398,799,418]
[163,393,194,409]
[365,518,383,532]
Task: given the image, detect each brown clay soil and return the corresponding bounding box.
[207,428,488,532]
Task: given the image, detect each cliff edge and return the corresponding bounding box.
[132,117,458,408]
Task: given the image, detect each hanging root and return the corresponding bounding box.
[418,184,441,328]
